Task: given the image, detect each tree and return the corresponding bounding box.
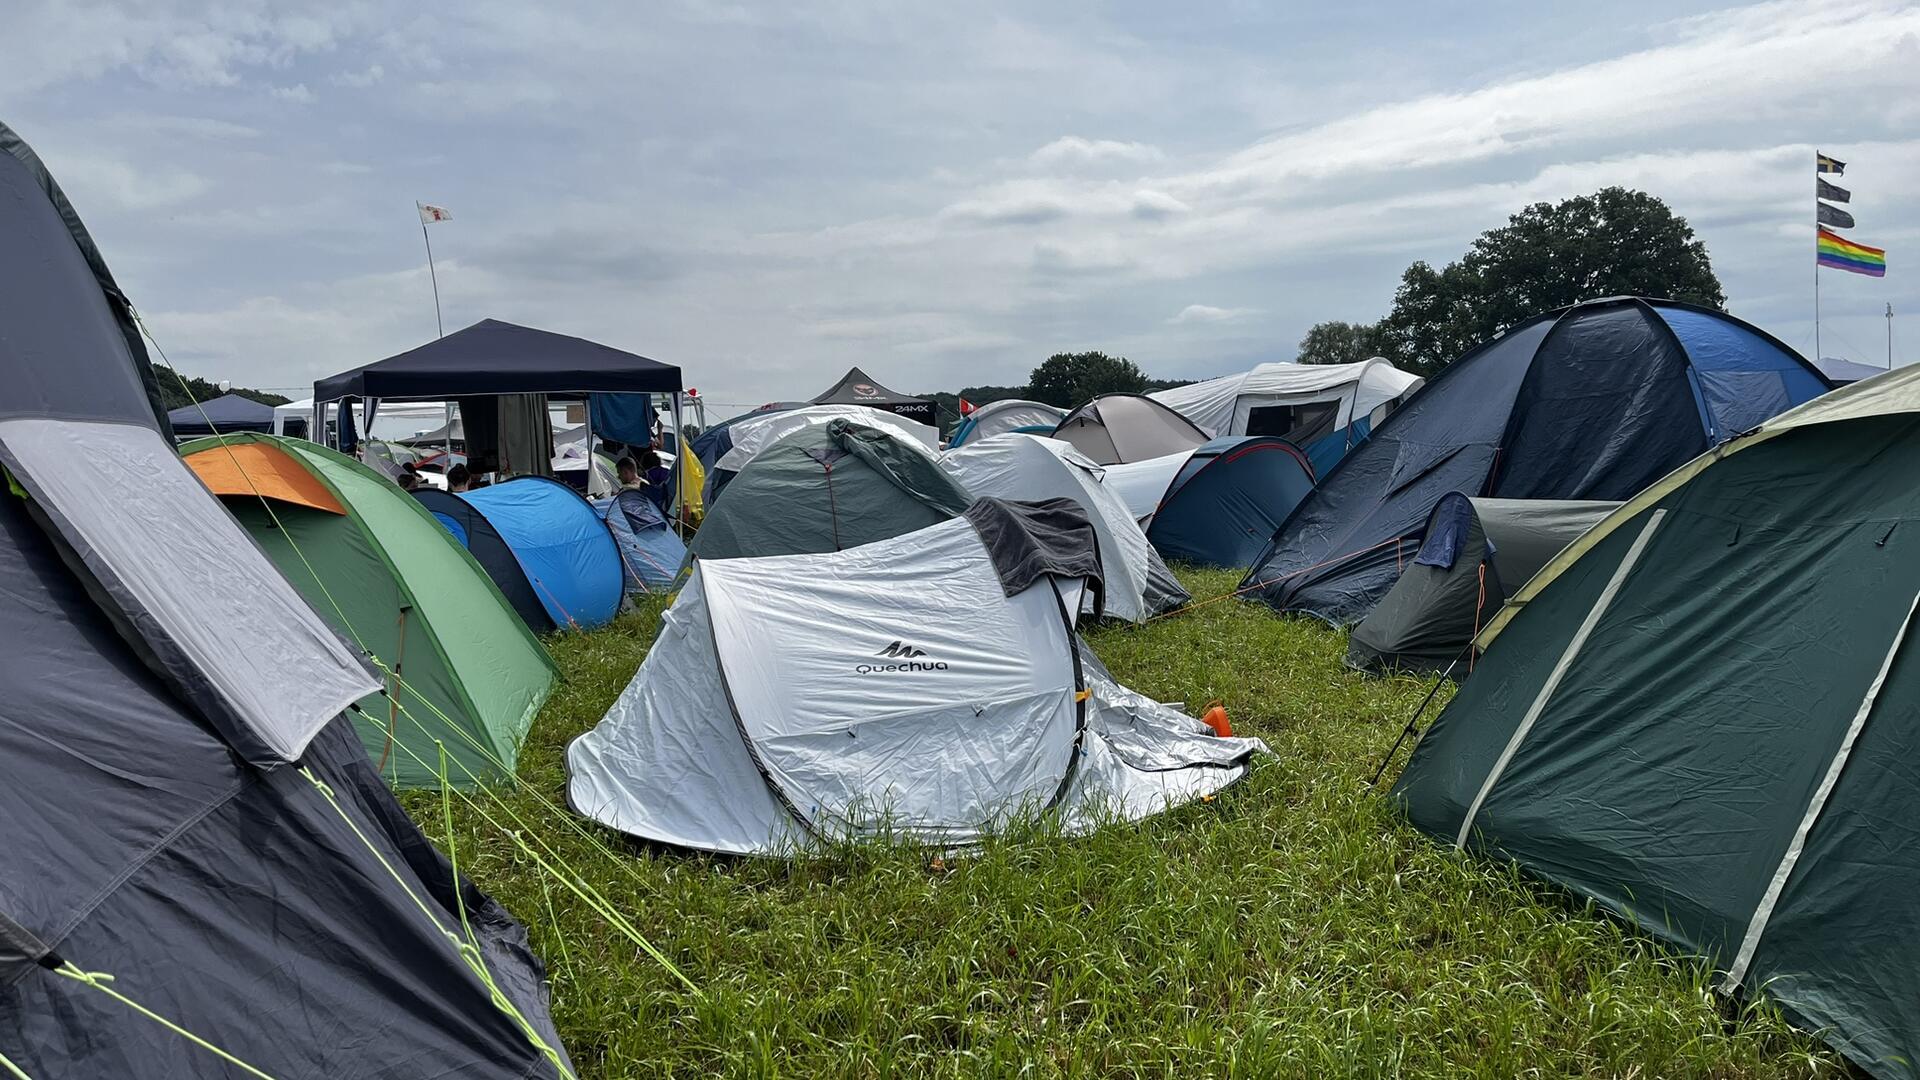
[151,363,291,412]
[1378,188,1725,375]
[1296,320,1390,365]
[1027,351,1148,408]
[918,384,1030,432]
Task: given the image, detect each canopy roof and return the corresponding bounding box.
[167,392,276,435]
[316,318,681,401]
[810,366,935,423]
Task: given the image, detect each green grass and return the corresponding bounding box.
[405,568,1844,1078]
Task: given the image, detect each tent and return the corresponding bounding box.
[1141,437,1318,569]
[939,433,1190,622]
[1052,394,1209,465]
[1244,297,1834,626]
[811,365,936,425]
[1814,356,1892,385]
[688,402,803,467]
[1345,493,1614,673]
[692,419,973,561]
[317,319,681,400]
[597,488,688,594]
[415,477,623,632]
[947,399,1067,447]
[182,434,557,788]
[0,117,568,1077]
[1392,366,1920,1079]
[167,392,276,437]
[566,499,1267,855]
[1150,359,1423,476]
[708,403,941,501]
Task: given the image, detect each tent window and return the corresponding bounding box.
[1247,401,1339,444]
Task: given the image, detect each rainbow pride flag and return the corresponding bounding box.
[1818,227,1887,277]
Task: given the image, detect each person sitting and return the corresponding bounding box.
[396,463,421,492]
[446,463,471,493]
[638,449,672,514]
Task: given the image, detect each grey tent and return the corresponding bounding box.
[0,119,570,1078]
[1052,394,1210,465]
[691,419,973,560]
[811,365,936,425]
[1345,494,1615,673]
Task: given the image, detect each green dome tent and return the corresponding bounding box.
[1393,367,1920,1078]
[691,419,973,560]
[184,434,556,788]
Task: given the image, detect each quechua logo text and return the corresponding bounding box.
[858,641,949,674]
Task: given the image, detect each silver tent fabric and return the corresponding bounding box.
[940,434,1189,622]
[566,516,1264,855]
[1149,359,1423,438]
[0,417,377,764]
[1101,450,1195,522]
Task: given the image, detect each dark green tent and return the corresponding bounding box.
[1392,368,1920,1079]
[691,419,972,560]
[1346,494,1615,674]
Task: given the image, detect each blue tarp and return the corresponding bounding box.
[1147,437,1316,569]
[1244,297,1834,625]
[460,477,622,630]
[589,393,653,446]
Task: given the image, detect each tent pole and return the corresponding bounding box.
[584,397,595,495]
[445,401,454,475]
[671,390,685,536]
[312,399,324,446]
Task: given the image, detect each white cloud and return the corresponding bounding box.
[1170,304,1254,325]
[269,82,316,103]
[1030,136,1164,169]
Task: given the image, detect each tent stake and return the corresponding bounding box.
[1368,655,1460,787]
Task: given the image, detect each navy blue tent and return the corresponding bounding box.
[418,478,622,632]
[166,392,275,436]
[1244,297,1833,625]
[1146,437,1316,568]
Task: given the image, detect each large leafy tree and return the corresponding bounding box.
[1027,351,1149,407]
[1296,320,1390,365]
[1375,188,1725,375]
[151,363,290,411]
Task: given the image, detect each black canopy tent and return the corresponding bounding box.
[313,318,683,494]
[166,392,275,437]
[811,365,936,425]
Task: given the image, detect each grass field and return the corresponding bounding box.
[407,567,1843,1078]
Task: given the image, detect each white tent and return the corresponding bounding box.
[717,404,938,473]
[1102,451,1199,522]
[949,399,1066,447]
[940,434,1188,622]
[566,503,1265,855]
[1150,358,1422,441]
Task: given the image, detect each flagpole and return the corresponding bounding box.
[1814,154,1822,363]
[420,215,445,340]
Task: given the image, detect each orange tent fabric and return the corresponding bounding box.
[185,441,346,515]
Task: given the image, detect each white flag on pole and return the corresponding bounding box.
[417,202,452,225]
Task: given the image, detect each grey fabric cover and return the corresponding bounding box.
[963,497,1106,617]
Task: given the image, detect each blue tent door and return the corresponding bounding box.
[462,478,623,630]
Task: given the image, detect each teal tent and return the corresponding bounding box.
[1393,367,1920,1079]
[691,419,973,560]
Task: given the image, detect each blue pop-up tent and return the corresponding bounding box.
[1244,296,1834,625]
[416,477,622,631]
[1144,437,1317,569]
[596,489,686,594]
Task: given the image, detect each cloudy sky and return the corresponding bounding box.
[7,0,1917,414]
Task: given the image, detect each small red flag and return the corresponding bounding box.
[958,397,975,415]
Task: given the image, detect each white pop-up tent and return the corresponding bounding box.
[940,434,1188,622]
[566,500,1265,855]
[1150,358,1422,474]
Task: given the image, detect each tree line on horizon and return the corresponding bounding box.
[917,188,1725,430]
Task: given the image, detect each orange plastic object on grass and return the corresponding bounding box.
[1200,700,1232,738]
